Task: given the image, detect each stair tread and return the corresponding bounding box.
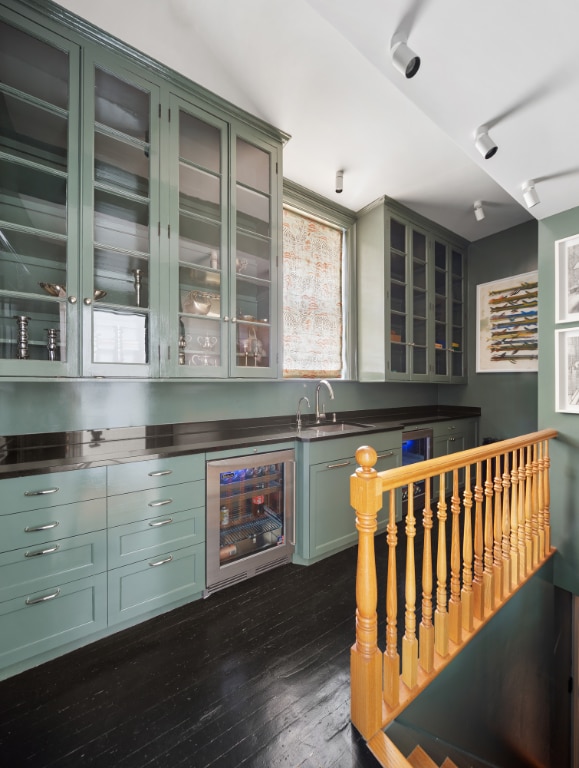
[440,759,459,768]
[407,745,438,768]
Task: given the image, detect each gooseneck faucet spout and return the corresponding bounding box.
[315,379,334,423]
[296,396,310,430]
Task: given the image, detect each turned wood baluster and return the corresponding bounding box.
[449,470,462,644]
[483,458,495,615]
[493,455,503,604]
[350,447,383,738]
[518,447,528,579]
[536,442,545,559]
[509,449,520,590]
[524,446,534,571]
[501,452,511,598]
[402,484,418,689]
[472,462,484,621]
[435,474,449,657]
[461,465,474,632]
[419,482,434,673]
[531,443,540,567]
[543,439,551,553]
[384,488,400,709]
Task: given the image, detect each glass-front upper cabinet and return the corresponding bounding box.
[166,101,227,376]
[387,216,429,381]
[166,100,279,378]
[0,18,80,375]
[81,58,160,377]
[431,239,466,382]
[231,134,276,377]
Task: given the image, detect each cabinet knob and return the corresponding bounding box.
[231,317,237,323]
[84,297,92,306]
[223,316,230,322]
[68,296,77,304]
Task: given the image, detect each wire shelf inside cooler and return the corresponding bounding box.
[220,507,282,546]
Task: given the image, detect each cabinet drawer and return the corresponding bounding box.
[0,531,107,603]
[1,467,106,515]
[108,507,205,569]
[305,430,402,465]
[107,543,205,626]
[107,453,204,495]
[107,480,204,528]
[1,498,106,554]
[0,573,107,670]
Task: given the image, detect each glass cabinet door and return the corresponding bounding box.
[82,61,160,376]
[433,240,449,378]
[0,19,79,374]
[167,101,227,376]
[410,228,429,379]
[388,217,408,377]
[450,248,466,380]
[231,134,277,377]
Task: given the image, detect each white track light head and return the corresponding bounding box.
[335,169,344,194]
[474,200,485,221]
[475,130,498,160]
[391,41,421,78]
[522,182,540,208]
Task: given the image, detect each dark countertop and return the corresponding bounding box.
[0,405,480,479]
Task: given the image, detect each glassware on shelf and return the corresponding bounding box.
[45,328,59,361]
[13,315,30,359]
[178,335,186,365]
[132,268,143,308]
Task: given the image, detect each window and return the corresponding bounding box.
[282,182,355,379]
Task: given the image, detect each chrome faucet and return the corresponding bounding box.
[296,396,310,430]
[315,379,334,423]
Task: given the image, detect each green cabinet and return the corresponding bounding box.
[0,466,107,676]
[357,197,467,383]
[0,1,284,380]
[295,431,402,565]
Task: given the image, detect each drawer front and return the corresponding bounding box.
[1,498,106,554]
[1,467,106,515]
[107,453,204,496]
[107,480,204,528]
[108,507,205,569]
[0,573,107,670]
[305,430,402,465]
[107,543,205,626]
[0,531,107,603]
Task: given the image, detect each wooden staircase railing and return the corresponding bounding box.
[350,429,557,755]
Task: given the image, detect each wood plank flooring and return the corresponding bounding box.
[0,541,388,768]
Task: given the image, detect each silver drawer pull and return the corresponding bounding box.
[24,487,59,497]
[24,521,60,533]
[327,460,351,469]
[148,470,172,477]
[148,498,173,507]
[25,544,60,558]
[25,588,61,605]
[148,555,173,567]
[148,517,173,527]
[377,451,394,459]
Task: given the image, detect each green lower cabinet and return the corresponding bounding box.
[107,542,205,626]
[296,431,402,564]
[432,418,478,495]
[0,573,107,671]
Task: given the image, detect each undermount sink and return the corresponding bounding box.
[298,421,374,436]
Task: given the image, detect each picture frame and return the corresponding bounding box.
[476,270,538,373]
[555,233,579,323]
[555,327,579,413]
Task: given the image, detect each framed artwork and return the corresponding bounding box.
[556,327,579,413]
[555,233,579,323]
[476,270,538,373]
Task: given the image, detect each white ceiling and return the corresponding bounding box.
[56,0,579,242]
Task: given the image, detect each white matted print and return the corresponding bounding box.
[555,233,579,323]
[476,270,538,372]
[556,327,579,413]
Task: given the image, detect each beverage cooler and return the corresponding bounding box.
[205,449,295,594]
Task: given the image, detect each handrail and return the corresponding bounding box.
[350,429,557,751]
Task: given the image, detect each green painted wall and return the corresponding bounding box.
[538,206,579,596]
[439,220,539,441]
[0,379,438,435]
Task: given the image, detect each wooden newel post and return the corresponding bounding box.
[350,446,384,739]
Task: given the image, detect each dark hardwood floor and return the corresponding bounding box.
[0,541,389,768]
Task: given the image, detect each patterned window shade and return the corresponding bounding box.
[282,207,343,378]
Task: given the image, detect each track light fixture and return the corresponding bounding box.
[390,40,421,79]
[522,182,539,208]
[474,200,485,222]
[475,129,498,160]
[335,169,344,194]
